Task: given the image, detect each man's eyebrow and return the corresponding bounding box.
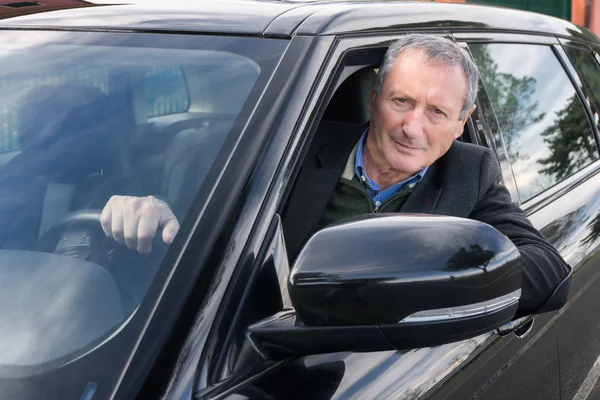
[387,91,418,103]
[387,90,455,114]
[386,89,408,98]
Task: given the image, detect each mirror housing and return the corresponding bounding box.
[248,214,522,360]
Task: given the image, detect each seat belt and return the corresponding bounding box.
[38,182,76,239]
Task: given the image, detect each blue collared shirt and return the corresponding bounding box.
[355,130,428,204]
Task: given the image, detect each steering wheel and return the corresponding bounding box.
[37,208,170,269]
[37,209,123,267]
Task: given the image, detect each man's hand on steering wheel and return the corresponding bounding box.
[100,195,180,257]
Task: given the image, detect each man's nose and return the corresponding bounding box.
[401,109,425,139]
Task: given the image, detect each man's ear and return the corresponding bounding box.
[368,89,376,114]
[454,104,477,139]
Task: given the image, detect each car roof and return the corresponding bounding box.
[0,0,595,43]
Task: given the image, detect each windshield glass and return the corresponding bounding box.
[0,30,286,398]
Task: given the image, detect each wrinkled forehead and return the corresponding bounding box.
[394,49,468,85]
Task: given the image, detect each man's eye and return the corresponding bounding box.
[433,108,445,116]
[395,98,408,104]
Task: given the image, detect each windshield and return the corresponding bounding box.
[0,30,286,398]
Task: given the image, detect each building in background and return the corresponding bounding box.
[0,0,96,17]
[571,0,600,36]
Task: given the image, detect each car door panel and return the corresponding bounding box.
[205,32,566,400]
[216,336,493,400]
[430,33,600,400]
[544,40,600,400]
[459,34,600,400]
[192,28,600,400]
[523,164,600,400]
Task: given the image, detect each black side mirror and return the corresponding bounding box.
[248,214,522,360]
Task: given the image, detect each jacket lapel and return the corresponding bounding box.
[283,122,365,260]
[400,157,443,214]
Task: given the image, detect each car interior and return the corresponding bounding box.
[128,66,251,214]
[0,62,252,323]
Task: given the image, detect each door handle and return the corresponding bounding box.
[495,315,535,338]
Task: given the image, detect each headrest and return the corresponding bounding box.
[323,68,375,124]
[16,84,121,178]
[18,85,112,152]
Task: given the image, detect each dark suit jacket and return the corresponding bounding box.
[282,121,572,317]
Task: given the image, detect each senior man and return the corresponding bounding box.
[101,34,571,317]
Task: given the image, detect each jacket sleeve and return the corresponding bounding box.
[469,148,572,317]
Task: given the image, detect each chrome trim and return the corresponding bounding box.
[399,290,521,323]
[514,317,535,339]
[495,315,534,337]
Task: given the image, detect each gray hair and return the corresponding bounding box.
[374,34,479,120]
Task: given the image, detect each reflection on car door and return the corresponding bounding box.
[550,41,600,400]
[440,34,600,400]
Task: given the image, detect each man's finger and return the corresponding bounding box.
[111,207,125,245]
[123,212,141,251]
[162,218,180,245]
[137,212,160,256]
[100,201,113,237]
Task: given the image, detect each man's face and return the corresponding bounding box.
[368,50,475,176]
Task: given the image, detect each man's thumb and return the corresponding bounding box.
[162,218,180,245]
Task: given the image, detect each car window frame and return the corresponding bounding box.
[192,34,352,396]
[456,32,600,214]
[558,38,600,145]
[195,29,600,400]
[455,41,521,202]
[194,30,515,399]
[180,30,600,400]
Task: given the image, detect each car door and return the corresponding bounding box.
[550,39,600,400]
[438,32,600,400]
[186,32,565,400]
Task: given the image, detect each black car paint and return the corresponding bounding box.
[165,18,600,400]
[245,215,522,361]
[0,1,598,399]
[289,214,521,326]
[0,0,595,43]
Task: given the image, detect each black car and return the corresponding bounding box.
[0,0,598,399]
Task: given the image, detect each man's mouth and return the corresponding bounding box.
[393,139,421,152]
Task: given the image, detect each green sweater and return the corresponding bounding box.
[317,174,415,230]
